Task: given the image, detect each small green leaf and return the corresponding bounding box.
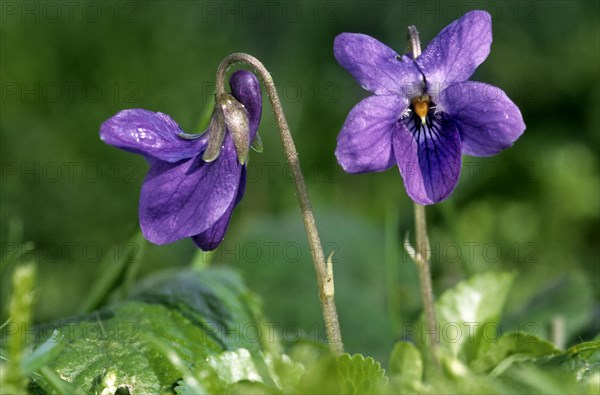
[388,341,422,388]
[472,331,559,374]
[295,352,388,394]
[337,353,388,394]
[421,272,514,362]
[263,352,304,392]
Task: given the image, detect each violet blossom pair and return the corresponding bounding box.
[100,10,525,250]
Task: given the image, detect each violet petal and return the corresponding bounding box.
[335,95,408,174]
[438,81,526,156]
[100,109,205,162]
[192,167,247,251]
[191,204,234,251]
[334,33,424,97]
[234,166,247,205]
[417,10,492,96]
[393,117,462,204]
[139,135,242,244]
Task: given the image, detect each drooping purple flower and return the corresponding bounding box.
[100,70,262,250]
[334,11,525,204]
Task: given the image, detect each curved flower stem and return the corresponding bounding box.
[407,26,439,361]
[215,53,344,356]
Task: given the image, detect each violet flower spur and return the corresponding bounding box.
[99,70,262,250]
[334,10,526,204]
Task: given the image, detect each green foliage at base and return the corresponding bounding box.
[23,268,266,394]
[2,268,597,394]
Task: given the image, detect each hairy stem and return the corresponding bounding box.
[407,26,439,359]
[215,53,343,355]
[414,203,439,355]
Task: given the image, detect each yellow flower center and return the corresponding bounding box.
[412,95,430,125]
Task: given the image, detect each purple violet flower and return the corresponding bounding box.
[99,70,262,250]
[334,11,525,204]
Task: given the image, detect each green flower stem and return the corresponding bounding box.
[407,26,440,360]
[215,53,343,355]
[414,203,439,356]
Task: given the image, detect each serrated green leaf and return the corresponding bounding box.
[30,268,266,394]
[421,272,514,363]
[472,332,559,374]
[337,354,388,394]
[295,352,388,394]
[173,379,197,395]
[388,341,422,391]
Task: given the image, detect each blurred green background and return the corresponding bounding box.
[1,0,598,363]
